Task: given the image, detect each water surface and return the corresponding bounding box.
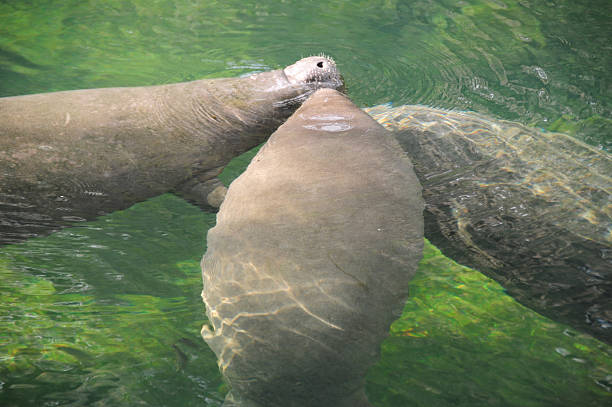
[1,1,611,406]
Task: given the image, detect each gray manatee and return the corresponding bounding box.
[366,104,612,344]
[0,56,343,245]
[201,88,423,407]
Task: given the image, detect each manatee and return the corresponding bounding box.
[366,104,612,344]
[0,56,343,245]
[201,89,423,407]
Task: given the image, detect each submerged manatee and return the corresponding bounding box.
[366,104,612,344]
[201,89,423,407]
[0,56,343,245]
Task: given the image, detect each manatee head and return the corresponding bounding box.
[261,55,344,110]
[284,55,344,91]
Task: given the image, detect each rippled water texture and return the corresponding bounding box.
[1,0,611,406]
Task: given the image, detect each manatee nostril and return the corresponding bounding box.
[283,56,342,88]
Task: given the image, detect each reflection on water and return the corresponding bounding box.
[1,0,611,406]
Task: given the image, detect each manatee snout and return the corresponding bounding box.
[284,55,344,91]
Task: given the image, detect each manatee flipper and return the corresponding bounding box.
[174,169,228,211]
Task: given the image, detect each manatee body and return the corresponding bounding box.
[201,89,423,407]
[366,104,612,344]
[0,56,342,245]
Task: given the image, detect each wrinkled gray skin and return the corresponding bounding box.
[201,89,423,407]
[0,56,343,245]
[366,104,612,344]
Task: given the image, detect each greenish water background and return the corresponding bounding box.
[0,1,610,406]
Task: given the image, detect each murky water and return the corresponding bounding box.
[1,1,611,406]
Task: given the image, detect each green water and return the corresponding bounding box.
[0,1,610,406]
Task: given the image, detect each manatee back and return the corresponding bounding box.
[201,89,423,407]
[366,104,612,344]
